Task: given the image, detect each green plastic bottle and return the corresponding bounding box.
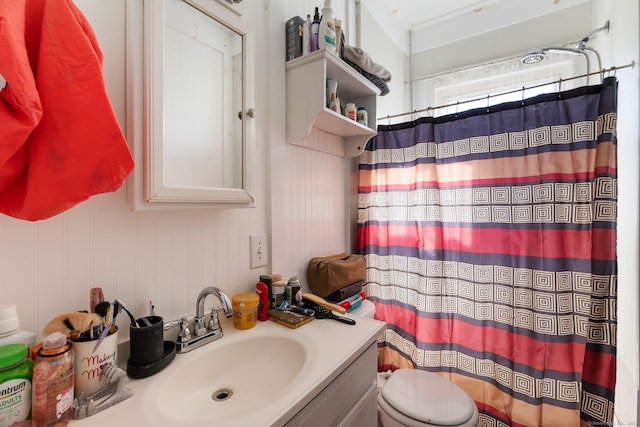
[0,343,33,426]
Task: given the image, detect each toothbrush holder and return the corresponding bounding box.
[129,316,164,367]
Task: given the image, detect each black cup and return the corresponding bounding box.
[129,315,164,367]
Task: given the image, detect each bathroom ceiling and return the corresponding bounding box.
[363,0,593,53]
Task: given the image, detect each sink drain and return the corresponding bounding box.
[212,388,233,402]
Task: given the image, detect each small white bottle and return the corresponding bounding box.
[345,103,357,121]
[302,14,311,55]
[0,305,36,357]
[356,107,368,127]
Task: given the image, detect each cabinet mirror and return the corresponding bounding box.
[126,0,255,208]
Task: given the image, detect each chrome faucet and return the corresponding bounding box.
[165,286,233,353]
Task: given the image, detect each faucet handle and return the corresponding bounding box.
[193,315,207,337]
[208,307,222,331]
[177,317,192,343]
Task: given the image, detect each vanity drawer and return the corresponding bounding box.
[284,342,377,427]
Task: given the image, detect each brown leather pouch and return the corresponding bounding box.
[307,253,366,298]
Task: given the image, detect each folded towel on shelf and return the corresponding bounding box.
[343,45,392,81]
[342,58,390,96]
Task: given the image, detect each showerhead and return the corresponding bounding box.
[520,21,609,69]
[521,48,546,64]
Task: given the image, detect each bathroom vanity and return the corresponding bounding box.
[71,313,385,426]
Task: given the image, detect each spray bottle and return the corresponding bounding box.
[317,0,336,54]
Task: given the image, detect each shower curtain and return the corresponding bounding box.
[357,77,617,426]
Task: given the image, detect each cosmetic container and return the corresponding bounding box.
[232,293,259,330]
[302,14,311,55]
[310,7,320,52]
[286,274,302,305]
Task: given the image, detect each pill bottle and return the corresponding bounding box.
[0,343,33,427]
[231,293,259,330]
[32,332,74,427]
[271,280,287,309]
[345,103,357,121]
[356,107,368,127]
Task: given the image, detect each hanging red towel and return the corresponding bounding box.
[0,0,134,221]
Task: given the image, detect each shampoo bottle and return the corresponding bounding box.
[317,0,336,53]
[31,332,74,427]
[310,7,320,52]
[302,14,311,55]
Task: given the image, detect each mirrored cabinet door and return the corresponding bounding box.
[126,0,255,209]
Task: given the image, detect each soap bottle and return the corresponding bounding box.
[302,14,311,55]
[31,332,74,427]
[317,0,336,53]
[310,7,320,52]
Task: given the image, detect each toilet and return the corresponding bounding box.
[351,300,479,427]
[377,369,478,427]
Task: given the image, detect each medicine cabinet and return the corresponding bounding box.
[126,0,256,209]
[286,49,380,157]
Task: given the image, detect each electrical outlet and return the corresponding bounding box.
[250,234,267,268]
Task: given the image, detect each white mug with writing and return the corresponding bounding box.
[71,327,118,397]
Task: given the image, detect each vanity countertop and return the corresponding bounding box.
[71,312,385,427]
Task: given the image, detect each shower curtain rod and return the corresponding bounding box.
[378,61,635,122]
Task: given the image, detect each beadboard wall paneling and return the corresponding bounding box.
[270,130,350,283]
[0,189,270,341]
[271,1,354,282]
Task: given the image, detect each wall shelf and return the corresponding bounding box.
[286,49,380,157]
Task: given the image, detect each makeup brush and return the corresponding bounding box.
[43,312,102,337]
[89,287,105,313]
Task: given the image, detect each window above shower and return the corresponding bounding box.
[426,58,581,118]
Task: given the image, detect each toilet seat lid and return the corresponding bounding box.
[381,369,475,426]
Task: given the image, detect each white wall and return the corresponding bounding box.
[359,4,407,122]
[591,0,640,423]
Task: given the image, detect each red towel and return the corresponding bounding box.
[0,0,134,221]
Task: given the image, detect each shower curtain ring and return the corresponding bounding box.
[521,87,525,105]
[486,94,491,112]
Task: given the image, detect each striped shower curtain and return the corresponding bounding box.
[357,77,617,426]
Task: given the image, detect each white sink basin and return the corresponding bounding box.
[154,335,306,423]
[72,316,385,427]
